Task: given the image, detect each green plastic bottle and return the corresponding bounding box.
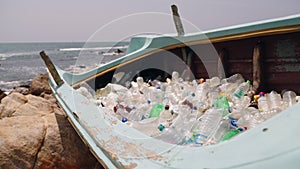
[149,103,164,118]
[221,129,241,141]
[214,94,230,116]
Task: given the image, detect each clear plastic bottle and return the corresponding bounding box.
[154,127,186,144]
[231,80,251,103]
[207,77,221,88]
[282,91,297,109]
[159,105,173,124]
[127,117,161,136]
[127,103,151,121]
[195,82,210,104]
[220,73,245,85]
[172,71,180,82]
[260,108,282,121]
[148,86,164,104]
[258,92,269,112]
[237,107,261,129]
[191,108,223,145]
[206,119,231,145]
[267,91,282,110]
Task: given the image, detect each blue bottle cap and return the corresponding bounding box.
[259,92,265,97]
[121,117,128,123]
[230,119,237,127]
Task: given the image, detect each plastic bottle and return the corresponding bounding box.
[260,108,282,121]
[195,82,210,105]
[220,73,245,85]
[214,94,230,116]
[154,127,186,144]
[149,103,165,118]
[282,91,297,109]
[267,91,282,110]
[127,103,151,121]
[206,119,231,145]
[191,108,223,145]
[159,105,173,124]
[207,77,221,88]
[231,80,251,102]
[148,86,164,103]
[257,92,269,112]
[171,71,179,80]
[127,117,161,136]
[221,128,244,141]
[236,107,261,129]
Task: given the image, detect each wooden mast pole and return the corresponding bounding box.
[252,41,264,93]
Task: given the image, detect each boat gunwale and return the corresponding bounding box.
[70,23,300,88]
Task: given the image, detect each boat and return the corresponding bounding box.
[40,5,300,169]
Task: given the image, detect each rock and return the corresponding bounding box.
[12,86,30,95]
[0,89,6,101]
[0,93,62,118]
[30,74,52,96]
[0,91,103,168]
[0,92,28,118]
[0,114,101,169]
[33,114,101,169]
[40,93,57,104]
[13,94,56,117]
[0,116,46,169]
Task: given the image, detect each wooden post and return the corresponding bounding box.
[40,51,64,86]
[171,4,184,36]
[218,48,228,79]
[252,41,263,93]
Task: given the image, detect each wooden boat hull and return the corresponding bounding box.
[43,14,300,168]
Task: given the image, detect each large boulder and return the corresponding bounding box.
[0,92,103,169]
[29,74,52,96]
[0,92,28,118]
[0,116,46,169]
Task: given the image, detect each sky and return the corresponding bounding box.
[1,0,300,42]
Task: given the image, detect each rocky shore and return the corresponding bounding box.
[0,74,103,169]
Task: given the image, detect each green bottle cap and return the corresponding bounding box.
[246,80,251,84]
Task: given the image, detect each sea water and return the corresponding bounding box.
[0,42,128,91]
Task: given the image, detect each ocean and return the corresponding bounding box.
[0,42,128,91]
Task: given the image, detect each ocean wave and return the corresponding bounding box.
[0,51,40,60]
[0,79,32,92]
[58,45,128,52]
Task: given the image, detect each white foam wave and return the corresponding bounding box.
[102,52,124,56]
[58,45,128,52]
[0,79,32,92]
[0,51,39,60]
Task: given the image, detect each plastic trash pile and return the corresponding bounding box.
[77,72,298,146]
